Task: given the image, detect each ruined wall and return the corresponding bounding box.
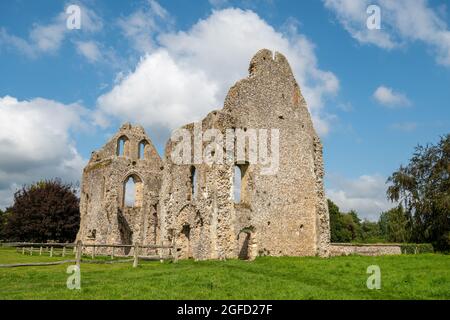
[77,49,331,260]
[76,123,163,253]
[330,244,402,256]
[160,49,330,260]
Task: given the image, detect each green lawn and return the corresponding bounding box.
[0,247,449,300]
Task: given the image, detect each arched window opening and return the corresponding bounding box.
[138,140,148,159]
[233,166,241,203]
[233,163,249,204]
[117,136,129,157]
[178,223,192,259]
[190,166,198,200]
[182,224,191,240]
[238,226,256,260]
[123,175,143,208]
[238,231,251,260]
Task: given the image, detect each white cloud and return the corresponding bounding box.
[0,28,35,57]
[0,96,87,209]
[0,4,102,58]
[74,41,102,63]
[373,85,411,107]
[29,22,66,53]
[148,0,170,20]
[117,0,173,54]
[323,0,396,49]
[326,174,395,221]
[98,8,339,136]
[323,0,450,66]
[97,50,219,131]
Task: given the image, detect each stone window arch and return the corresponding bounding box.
[117,135,130,157]
[178,223,192,259]
[189,166,198,200]
[233,162,249,204]
[138,140,149,160]
[123,174,144,208]
[238,226,256,260]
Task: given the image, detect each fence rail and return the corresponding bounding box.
[0,240,177,268]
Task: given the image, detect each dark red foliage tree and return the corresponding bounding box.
[3,179,80,242]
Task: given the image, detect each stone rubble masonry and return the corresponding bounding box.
[76,123,163,255]
[77,49,332,259]
[330,244,402,256]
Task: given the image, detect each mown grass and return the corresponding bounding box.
[0,247,448,300]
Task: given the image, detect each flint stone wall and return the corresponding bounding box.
[330,244,402,256]
[76,123,163,254]
[160,49,330,260]
[77,49,331,260]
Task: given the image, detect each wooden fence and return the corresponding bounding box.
[0,240,177,268]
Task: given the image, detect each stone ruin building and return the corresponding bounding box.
[76,49,331,260]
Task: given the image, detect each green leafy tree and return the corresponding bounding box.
[328,199,364,242]
[3,179,80,242]
[0,208,5,240]
[340,212,361,241]
[360,220,383,242]
[328,199,341,242]
[387,134,450,251]
[379,206,411,243]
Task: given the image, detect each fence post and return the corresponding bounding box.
[62,246,66,257]
[30,246,33,256]
[50,247,53,257]
[76,240,82,268]
[39,246,42,256]
[111,247,115,260]
[22,247,25,255]
[133,243,139,268]
[92,245,96,259]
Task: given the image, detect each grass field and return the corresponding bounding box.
[0,247,449,300]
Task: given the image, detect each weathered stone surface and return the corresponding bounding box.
[330,244,402,256]
[76,123,163,254]
[77,49,331,259]
[160,49,330,259]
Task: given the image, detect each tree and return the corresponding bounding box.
[3,179,80,242]
[387,134,450,251]
[379,206,411,243]
[360,220,382,242]
[328,199,363,242]
[0,208,5,240]
[328,199,342,242]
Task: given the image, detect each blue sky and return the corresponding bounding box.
[0,0,449,220]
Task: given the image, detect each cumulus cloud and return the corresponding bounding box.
[0,3,102,58]
[326,173,395,221]
[323,0,450,66]
[323,0,396,49]
[117,0,173,54]
[97,50,219,132]
[97,8,339,137]
[0,96,87,209]
[373,85,411,107]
